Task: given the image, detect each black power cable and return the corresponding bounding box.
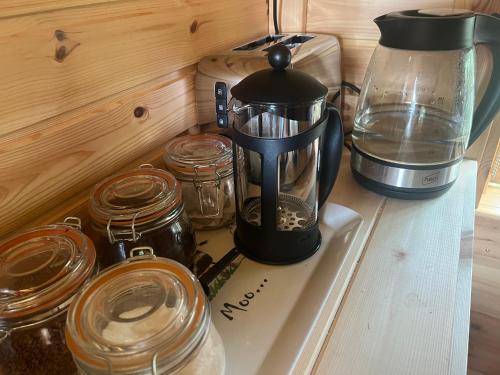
[331,91,341,103]
[341,80,361,94]
[330,81,361,151]
[273,0,280,34]
[331,80,361,102]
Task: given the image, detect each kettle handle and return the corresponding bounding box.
[469,13,500,146]
[318,106,344,208]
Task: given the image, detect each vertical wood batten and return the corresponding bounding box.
[271,0,308,32]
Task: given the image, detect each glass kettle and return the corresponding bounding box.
[351,10,500,199]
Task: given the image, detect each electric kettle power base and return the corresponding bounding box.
[351,146,462,200]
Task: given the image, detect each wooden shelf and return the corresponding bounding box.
[312,158,476,375]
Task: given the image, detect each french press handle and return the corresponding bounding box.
[318,105,344,208]
[469,13,500,146]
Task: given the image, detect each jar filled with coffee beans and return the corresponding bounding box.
[0,218,96,375]
[88,165,197,271]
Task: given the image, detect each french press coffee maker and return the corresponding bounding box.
[215,44,343,264]
[351,10,500,199]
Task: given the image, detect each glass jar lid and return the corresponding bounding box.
[65,249,209,374]
[89,166,182,227]
[163,134,233,179]
[0,219,96,327]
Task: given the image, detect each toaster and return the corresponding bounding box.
[195,33,342,126]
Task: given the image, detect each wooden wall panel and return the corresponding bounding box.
[474,121,500,205]
[18,141,174,236]
[469,211,500,374]
[270,0,308,32]
[0,0,267,136]
[339,38,375,86]
[0,0,268,238]
[306,0,452,40]
[0,0,116,18]
[0,67,196,237]
[454,0,500,13]
[337,38,376,129]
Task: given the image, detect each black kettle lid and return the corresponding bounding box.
[230,44,327,105]
[375,9,476,50]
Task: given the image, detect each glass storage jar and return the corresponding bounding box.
[65,246,225,375]
[0,218,96,375]
[163,134,235,230]
[89,165,197,270]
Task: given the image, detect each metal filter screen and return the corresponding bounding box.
[241,194,315,231]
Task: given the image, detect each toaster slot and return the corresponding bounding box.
[264,35,315,51]
[234,35,284,51]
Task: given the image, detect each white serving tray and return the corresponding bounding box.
[196,203,363,375]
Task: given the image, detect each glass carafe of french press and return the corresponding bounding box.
[215,44,344,264]
[351,10,500,199]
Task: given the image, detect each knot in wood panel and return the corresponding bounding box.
[392,249,407,261]
[55,46,67,62]
[53,30,80,63]
[190,20,198,33]
[134,106,146,118]
[55,30,66,41]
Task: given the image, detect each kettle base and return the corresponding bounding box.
[351,168,455,200]
[350,145,461,200]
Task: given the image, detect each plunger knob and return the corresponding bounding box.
[268,44,292,70]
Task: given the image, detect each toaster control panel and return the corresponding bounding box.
[215,82,228,128]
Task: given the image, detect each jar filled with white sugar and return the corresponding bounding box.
[65,247,225,375]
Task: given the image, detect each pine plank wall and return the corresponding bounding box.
[0,0,268,237]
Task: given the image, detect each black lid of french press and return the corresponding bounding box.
[230,44,328,105]
[375,9,476,51]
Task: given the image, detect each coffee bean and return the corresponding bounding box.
[0,312,77,375]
